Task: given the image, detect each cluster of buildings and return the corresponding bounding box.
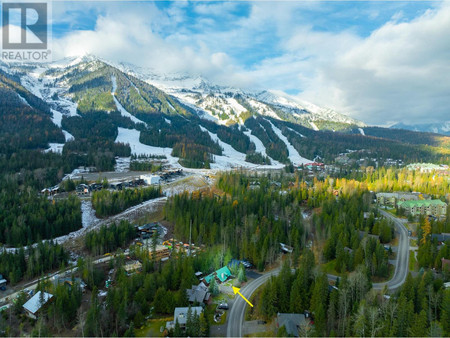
[407,163,449,174]
[376,192,447,217]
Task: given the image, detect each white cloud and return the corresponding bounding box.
[297,3,450,125]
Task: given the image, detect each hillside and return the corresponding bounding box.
[0,56,448,174]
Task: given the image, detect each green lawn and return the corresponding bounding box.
[135,319,169,337]
[321,259,344,277]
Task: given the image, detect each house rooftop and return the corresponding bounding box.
[398,199,446,207]
[174,306,203,326]
[277,313,307,337]
[215,266,232,283]
[23,291,53,315]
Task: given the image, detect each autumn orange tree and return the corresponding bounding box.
[421,217,431,245]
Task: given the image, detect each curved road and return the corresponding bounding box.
[227,209,410,336]
[227,268,280,337]
[373,209,409,290]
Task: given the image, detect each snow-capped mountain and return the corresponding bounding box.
[391,122,450,136]
[1,55,364,131]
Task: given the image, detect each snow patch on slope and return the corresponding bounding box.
[63,130,75,142]
[310,122,319,131]
[358,128,365,136]
[111,76,147,126]
[115,127,180,167]
[265,119,311,165]
[287,127,306,138]
[199,126,283,170]
[17,93,31,107]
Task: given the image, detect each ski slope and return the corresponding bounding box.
[111,76,147,126]
[115,127,180,167]
[265,119,311,165]
[199,126,283,169]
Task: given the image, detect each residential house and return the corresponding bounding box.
[186,282,211,305]
[23,291,54,319]
[276,313,309,337]
[166,306,203,330]
[203,266,232,285]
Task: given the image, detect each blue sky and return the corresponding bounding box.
[50,1,450,125]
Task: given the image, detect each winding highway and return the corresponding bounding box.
[226,209,410,336]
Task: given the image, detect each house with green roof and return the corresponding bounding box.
[398,199,447,217]
[202,266,232,285]
[215,266,232,283]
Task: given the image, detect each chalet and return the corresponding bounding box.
[276,313,308,337]
[166,306,203,330]
[186,282,211,304]
[23,291,53,319]
[203,266,232,285]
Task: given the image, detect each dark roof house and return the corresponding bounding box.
[277,313,308,337]
[186,282,211,304]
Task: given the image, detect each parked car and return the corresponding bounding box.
[217,303,229,310]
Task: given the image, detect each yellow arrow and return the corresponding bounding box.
[232,286,253,307]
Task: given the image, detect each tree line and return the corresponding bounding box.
[92,186,162,217]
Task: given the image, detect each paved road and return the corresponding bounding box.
[227,209,410,337]
[372,209,410,290]
[227,268,280,337]
[328,209,410,290]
